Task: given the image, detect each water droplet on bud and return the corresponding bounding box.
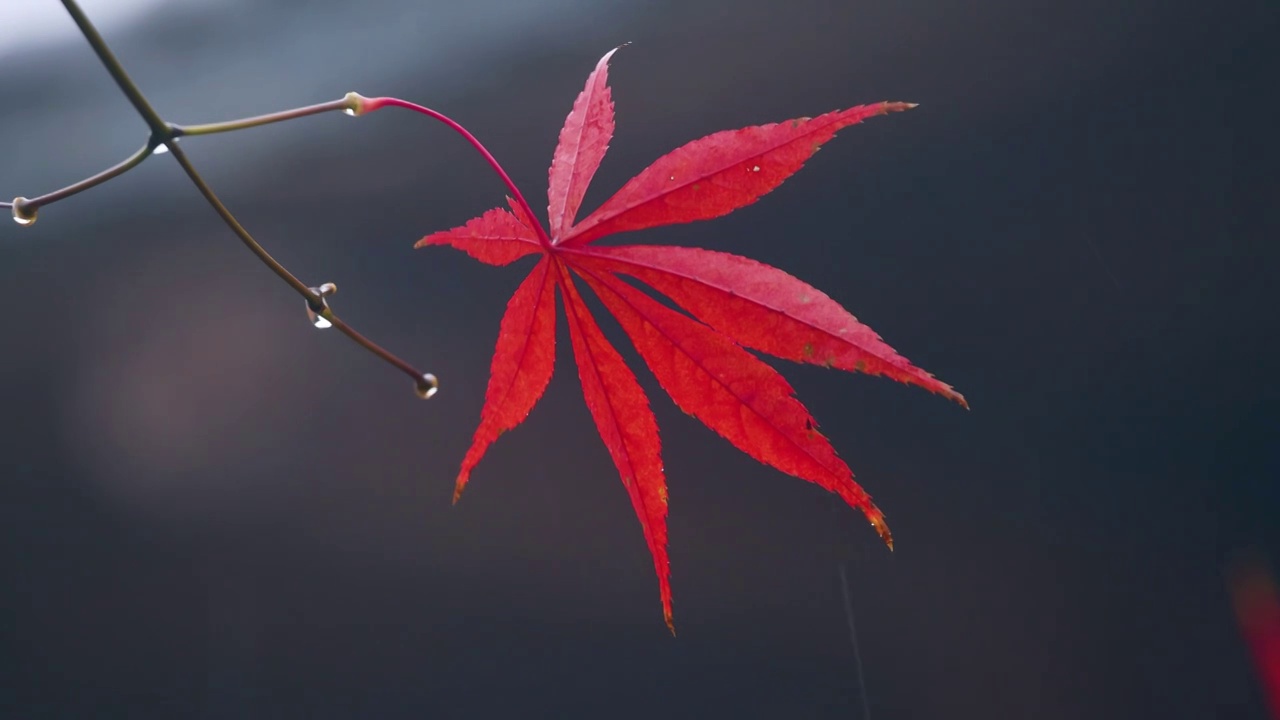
[152,143,170,155]
[11,198,36,226]
[341,92,365,116]
[414,373,439,399]
[306,303,332,329]
[305,283,337,328]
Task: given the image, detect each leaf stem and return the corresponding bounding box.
[55,0,432,392]
[359,96,552,248]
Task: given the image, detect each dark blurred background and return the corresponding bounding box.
[2,0,1277,717]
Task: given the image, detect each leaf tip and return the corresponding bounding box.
[452,474,470,505]
[867,505,893,551]
[881,101,918,114]
[938,385,969,409]
[665,608,677,636]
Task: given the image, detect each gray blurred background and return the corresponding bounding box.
[2,0,1277,717]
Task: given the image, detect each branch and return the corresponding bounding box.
[7,142,151,222]
[37,0,437,396]
[172,95,360,137]
[6,95,362,221]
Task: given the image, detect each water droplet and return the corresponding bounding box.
[414,373,439,399]
[343,108,357,117]
[305,297,331,328]
[751,165,760,172]
[152,143,170,155]
[10,198,36,226]
[306,303,332,329]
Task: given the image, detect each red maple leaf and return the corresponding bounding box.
[416,48,965,632]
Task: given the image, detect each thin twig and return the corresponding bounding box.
[173,96,358,138]
[24,143,153,212]
[325,313,428,386]
[59,0,168,134]
[5,95,357,216]
[161,140,314,298]
[56,0,431,391]
[61,0,311,299]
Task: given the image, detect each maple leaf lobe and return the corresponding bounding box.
[562,101,918,246]
[568,261,888,541]
[571,245,967,406]
[557,262,674,632]
[547,46,620,240]
[452,259,558,503]
[415,207,540,266]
